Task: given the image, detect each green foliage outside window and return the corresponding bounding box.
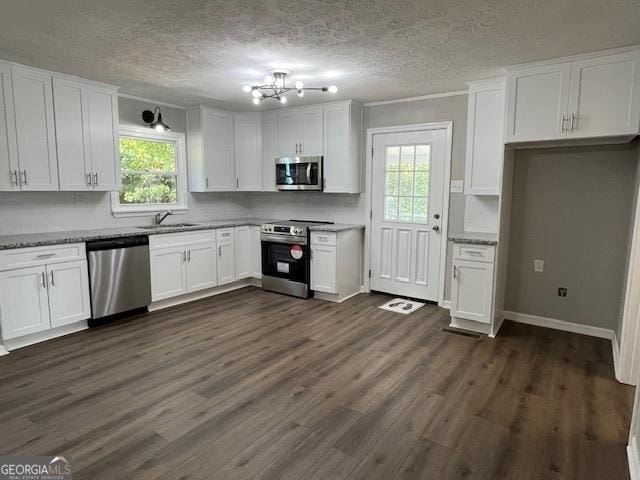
[119,137,178,205]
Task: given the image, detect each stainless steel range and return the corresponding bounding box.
[261,220,333,298]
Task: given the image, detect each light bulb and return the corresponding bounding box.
[252,89,261,98]
[280,96,287,104]
[328,85,338,94]
[154,124,165,132]
[242,85,252,93]
[295,81,304,90]
[297,89,304,97]
[264,75,274,85]
[275,77,284,88]
[252,97,261,105]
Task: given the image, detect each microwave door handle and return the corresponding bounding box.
[306,163,312,184]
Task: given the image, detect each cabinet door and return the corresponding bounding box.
[234,226,251,279]
[11,66,58,190]
[235,113,262,191]
[202,108,235,191]
[53,77,91,191]
[0,266,50,340]
[150,247,187,301]
[87,86,120,191]
[261,111,278,191]
[217,239,236,285]
[505,63,571,143]
[301,106,323,156]
[278,108,302,157]
[250,226,262,278]
[323,102,350,193]
[186,242,218,292]
[0,63,18,191]
[311,245,337,294]
[47,260,90,328]
[450,259,494,324]
[465,81,506,195]
[568,52,640,138]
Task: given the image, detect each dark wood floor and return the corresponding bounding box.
[0,287,634,479]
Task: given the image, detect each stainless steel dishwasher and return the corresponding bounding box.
[86,236,151,320]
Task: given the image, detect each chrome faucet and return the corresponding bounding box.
[155,210,173,225]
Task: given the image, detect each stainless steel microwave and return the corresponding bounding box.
[275,156,323,191]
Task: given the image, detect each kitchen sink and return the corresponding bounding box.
[138,223,200,230]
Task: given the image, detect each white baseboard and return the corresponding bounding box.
[628,436,640,480]
[613,334,622,381]
[503,311,614,339]
[0,344,9,356]
[440,300,451,310]
[3,321,88,352]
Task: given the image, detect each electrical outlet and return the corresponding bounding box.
[534,259,544,272]
[450,180,464,193]
[558,287,568,298]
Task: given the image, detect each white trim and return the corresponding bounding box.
[118,93,187,110]
[628,435,640,480]
[506,44,640,71]
[111,126,189,217]
[441,300,451,310]
[0,344,8,356]
[364,121,453,307]
[148,278,259,311]
[504,311,615,339]
[2,321,88,352]
[613,334,622,381]
[363,90,467,107]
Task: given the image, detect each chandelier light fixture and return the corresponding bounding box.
[242,70,338,105]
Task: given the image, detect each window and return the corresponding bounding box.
[384,144,430,223]
[111,126,188,216]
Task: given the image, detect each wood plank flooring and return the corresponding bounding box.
[0,287,634,479]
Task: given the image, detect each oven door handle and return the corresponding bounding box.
[261,234,307,245]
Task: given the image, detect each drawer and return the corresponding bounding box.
[453,243,495,263]
[0,243,86,271]
[150,230,214,250]
[311,231,337,246]
[216,228,234,241]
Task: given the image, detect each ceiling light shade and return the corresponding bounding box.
[242,85,252,93]
[142,107,171,132]
[252,97,261,105]
[242,71,338,104]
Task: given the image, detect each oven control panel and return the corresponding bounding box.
[261,224,305,236]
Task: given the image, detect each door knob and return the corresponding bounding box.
[434,214,440,219]
[432,226,440,232]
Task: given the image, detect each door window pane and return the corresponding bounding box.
[383,144,431,224]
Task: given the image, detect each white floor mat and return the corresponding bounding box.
[378,298,425,315]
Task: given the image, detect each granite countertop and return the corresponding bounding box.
[0,218,280,250]
[308,223,365,232]
[448,232,498,245]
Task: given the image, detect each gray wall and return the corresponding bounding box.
[363,94,469,301]
[505,143,639,330]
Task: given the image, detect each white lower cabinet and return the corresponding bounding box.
[0,244,90,342]
[216,228,236,286]
[250,226,262,278]
[150,246,188,301]
[234,226,251,280]
[186,242,217,292]
[450,243,496,326]
[311,245,337,294]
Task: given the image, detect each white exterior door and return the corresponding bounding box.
[311,245,337,293]
[450,259,494,324]
[370,129,446,300]
[0,266,50,340]
[234,226,251,279]
[505,63,571,142]
[186,243,217,292]
[301,106,323,156]
[568,52,640,138]
[278,108,302,157]
[11,66,58,190]
[217,239,236,285]
[47,260,90,328]
[0,63,18,191]
[150,247,187,301]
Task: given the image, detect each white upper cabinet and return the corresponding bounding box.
[323,100,362,193]
[86,85,120,191]
[234,112,262,191]
[0,63,18,191]
[567,51,640,138]
[301,105,323,156]
[506,49,640,143]
[505,63,571,143]
[261,110,278,191]
[278,108,303,157]
[187,106,235,192]
[465,79,506,196]
[11,66,58,190]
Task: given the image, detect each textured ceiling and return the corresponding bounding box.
[0,0,639,110]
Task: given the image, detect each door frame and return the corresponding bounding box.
[363,122,453,306]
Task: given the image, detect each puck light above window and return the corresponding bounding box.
[242,71,338,105]
[142,106,171,132]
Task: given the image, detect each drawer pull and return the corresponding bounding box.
[36,253,57,259]
[466,251,483,256]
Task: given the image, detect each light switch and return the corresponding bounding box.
[534,259,544,272]
[450,180,464,193]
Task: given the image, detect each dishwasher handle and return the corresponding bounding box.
[86,235,149,252]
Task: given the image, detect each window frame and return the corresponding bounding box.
[111,125,188,217]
